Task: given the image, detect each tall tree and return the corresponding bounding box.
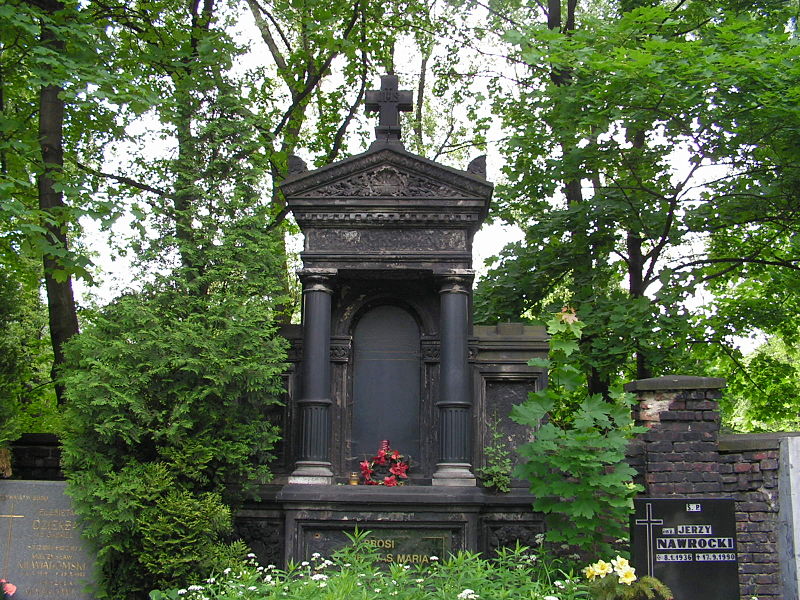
[475,0,800,400]
[1,0,120,403]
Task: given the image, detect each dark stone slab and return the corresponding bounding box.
[0,480,94,600]
[632,497,739,600]
[624,376,726,392]
[302,526,456,565]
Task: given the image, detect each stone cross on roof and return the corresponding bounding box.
[365,74,413,142]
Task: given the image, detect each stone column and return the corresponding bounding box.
[289,269,336,484]
[433,272,476,486]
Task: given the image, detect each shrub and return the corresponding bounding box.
[60,281,287,599]
[511,310,645,556]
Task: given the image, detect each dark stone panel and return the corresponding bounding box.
[307,229,466,253]
[351,305,421,467]
[301,525,459,564]
[234,517,284,567]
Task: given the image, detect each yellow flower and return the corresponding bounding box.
[617,566,637,585]
[594,560,613,578]
[582,565,598,581]
[611,556,630,573]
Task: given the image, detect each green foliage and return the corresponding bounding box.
[152,530,590,600]
[586,574,672,600]
[718,339,800,432]
[0,261,59,447]
[476,415,513,493]
[60,266,288,598]
[475,0,800,405]
[512,312,645,556]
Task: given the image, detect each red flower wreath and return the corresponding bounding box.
[359,440,410,486]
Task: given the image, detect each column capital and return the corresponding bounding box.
[437,270,474,294]
[298,268,337,294]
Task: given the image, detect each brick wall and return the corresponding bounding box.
[8,433,63,480]
[625,375,799,600]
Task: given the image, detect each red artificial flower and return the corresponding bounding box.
[383,475,398,487]
[389,462,409,478]
[1,580,16,597]
[391,450,400,460]
[359,460,373,479]
[372,449,388,465]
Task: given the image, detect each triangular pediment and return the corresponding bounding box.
[281,146,492,201]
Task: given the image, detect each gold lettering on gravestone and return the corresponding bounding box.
[365,535,448,564]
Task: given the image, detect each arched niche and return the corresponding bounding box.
[350,304,421,469]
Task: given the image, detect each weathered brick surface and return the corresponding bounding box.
[626,379,784,600]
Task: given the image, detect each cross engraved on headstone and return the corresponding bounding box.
[365,74,413,141]
[635,502,664,577]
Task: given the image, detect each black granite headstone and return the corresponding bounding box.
[0,481,94,600]
[632,497,739,600]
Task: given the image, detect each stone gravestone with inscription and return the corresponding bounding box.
[632,497,739,600]
[0,480,94,600]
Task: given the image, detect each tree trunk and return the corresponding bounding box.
[38,7,79,403]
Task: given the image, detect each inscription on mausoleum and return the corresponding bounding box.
[0,481,94,600]
[302,527,455,564]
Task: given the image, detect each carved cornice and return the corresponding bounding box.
[294,211,481,226]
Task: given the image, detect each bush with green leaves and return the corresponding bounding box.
[151,530,590,600]
[511,310,645,556]
[476,415,513,493]
[60,277,287,599]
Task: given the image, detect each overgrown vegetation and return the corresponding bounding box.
[60,268,288,598]
[151,531,589,600]
[512,310,645,556]
[476,414,513,493]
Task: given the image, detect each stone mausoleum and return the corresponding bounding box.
[236,75,549,565]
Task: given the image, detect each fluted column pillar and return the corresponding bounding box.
[433,271,476,486]
[289,269,335,484]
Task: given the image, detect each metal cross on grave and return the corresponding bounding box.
[365,74,413,141]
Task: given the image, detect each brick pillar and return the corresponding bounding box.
[625,375,726,497]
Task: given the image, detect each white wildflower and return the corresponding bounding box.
[301,561,310,567]
[457,589,479,599]
[188,585,203,591]
[544,596,559,600]
[311,552,322,559]
[554,581,566,589]
[247,553,256,559]
[311,573,329,581]
[177,591,187,596]
[430,555,439,561]
[223,568,232,575]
